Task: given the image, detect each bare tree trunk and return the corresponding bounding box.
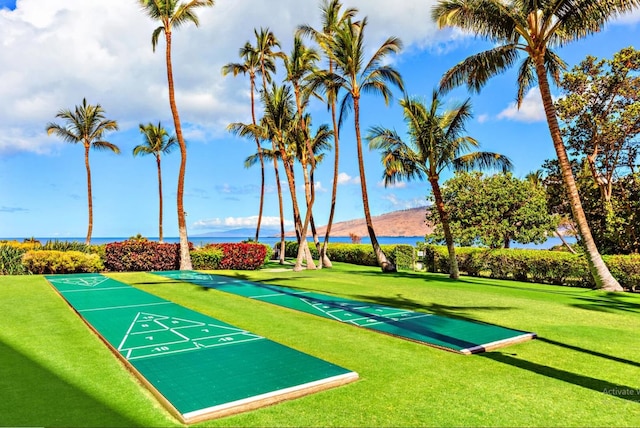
[429,177,458,279]
[353,97,396,272]
[84,143,92,245]
[534,56,620,291]
[157,155,164,243]
[165,31,192,270]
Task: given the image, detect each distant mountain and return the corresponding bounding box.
[192,227,279,238]
[287,206,431,238]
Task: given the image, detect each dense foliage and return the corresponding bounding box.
[203,243,268,270]
[190,247,224,270]
[22,250,103,274]
[419,244,640,291]
[104,240,185,272]
[0,245,28,275]
[427,172,557,248]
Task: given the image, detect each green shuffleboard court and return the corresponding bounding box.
[44,273,358,423]
[154,270,536,355]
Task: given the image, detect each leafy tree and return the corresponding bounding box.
[368,91,512,279]
[322,16,404,272]
[297,0,358,268]
[428,172,558,248]
[556,46,640,205]
[133,122,178,243]
[46,98,120,245]
[432,0,639,290]
[222,42,266,242]
[138,0,215,270]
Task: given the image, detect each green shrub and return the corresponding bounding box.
[0,245,28,275]
[0,240,41,252]
[22,250,103,274]
[42,240,93,253]
[104,240,188,272]
[190,248,223,270]
[604,254,640,291]
[203,243,267,270]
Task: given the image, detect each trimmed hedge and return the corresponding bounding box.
[190,248,224,270]
[22,250,103,274]
[203,243,267,270]
[104,240,188,272]
[418,244,640,290]
[284,241,415,270]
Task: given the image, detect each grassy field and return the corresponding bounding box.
[1,262,639,426]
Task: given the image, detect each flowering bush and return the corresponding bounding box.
[104,240,190,271]
[204,243,267,270]
[22,250,103,274]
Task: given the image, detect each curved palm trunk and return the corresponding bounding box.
[157,154,164,243]
[534,56,621,291]
[84,143,93,245]
[165,31,192,270]
[271,144,286,264]
[250,77,265,242]
[298,157,318,269]
[429,177,459,279]
[353,97,396,272]
[320,89,338,268]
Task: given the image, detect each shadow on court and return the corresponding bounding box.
[481,351,640,403]
[0,339,141,427]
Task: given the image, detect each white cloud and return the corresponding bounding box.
[497,87,546,123]
[378,180,406,188]
[336,172,361,185]
[477,113,490,124]
[380,193,425,209]
[192,215,293,230]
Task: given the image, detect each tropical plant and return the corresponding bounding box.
[320,16,404,272]
[222,41,266,242]
[46,98,120,245]
[368,92,512,279]
[432,0,639,290]
[138,0,215,270]
[133,122,178,243]
[297,0,358,268]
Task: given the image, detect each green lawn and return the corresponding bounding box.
[1,262,639,426]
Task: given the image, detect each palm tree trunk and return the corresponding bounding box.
[429,177,458,279]
[320,62,338,269]
[272,152,286,264]
[353,96,396,272]
[534,56,621,291]
[165,31,192,270]
[250,77,265,242]
[84,143,92,245]
[157,155,164,243]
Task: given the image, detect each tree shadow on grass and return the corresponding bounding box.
[537,337,640,368]
[569,293,640,314]
[481,351,640,404]
[0,339,141,427]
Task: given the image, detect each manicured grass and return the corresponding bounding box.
[2,263,639,426]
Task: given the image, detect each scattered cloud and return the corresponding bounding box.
[477,113,490,124]
[497,87,547,123]
[380,194,426,210]
[0,206,28,213]
[378,180,406,188]
[214,183,259,195]
[192,215,293,230]
[336,172,361,185]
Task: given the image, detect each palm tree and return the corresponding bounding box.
[46,98,120,245]
[322,17,404,272]
[282,37,321,269]
[222,42,266,242]
[432,0,638,290]
[368,92,512,279]
[133,122,178,243]
[298,0,358,268]
[138,0,214,270]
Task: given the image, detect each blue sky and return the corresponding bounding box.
[1,1,639,239]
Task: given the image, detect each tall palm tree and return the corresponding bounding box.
[222,42,266,242]
[133,122,178,243]
[283,37,321,269]
[298,0,358,268]
[138,0,214,270]
[432,0,638,290]
[368,92,512,279]
[323,17,404,272]
[254,28,287,258]
[46,98,120,245]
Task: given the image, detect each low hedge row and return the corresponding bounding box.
[104,241,186,271]
[22,250,104,274]
[418,244,640,290]
[283,241,415,270]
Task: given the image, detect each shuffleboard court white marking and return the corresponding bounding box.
[78,302,172,313]
[250,291,312,299]
[60,286,131,293]
[48,276,110,288]
[349,313,432,327]
[118,311,264,360]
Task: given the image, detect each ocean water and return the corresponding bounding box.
[3,235,573,249]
